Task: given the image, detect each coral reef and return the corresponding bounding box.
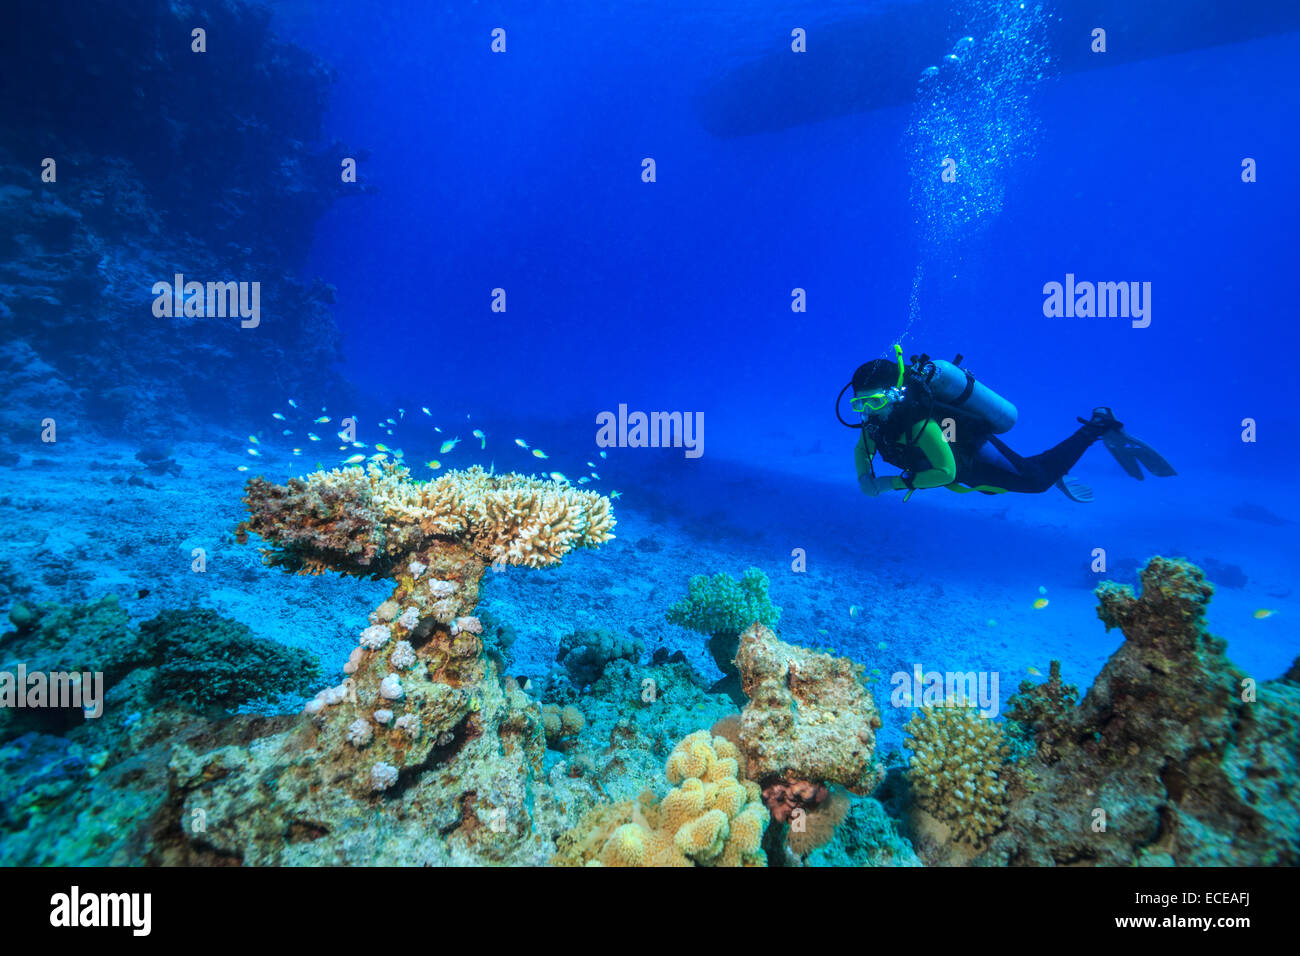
[666,567,781,703]
[554,627,642,688]
[141,467,619,864]
[553,730,768,867]
[141,608,320,716]
[978,557,1300,866]
[735,623,883,794]
[1005,659,1078,762]
[541,703,585,747]
[236,462,615,573]
[903,704,1010,846]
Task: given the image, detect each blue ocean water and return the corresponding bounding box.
[2,0,1298,868]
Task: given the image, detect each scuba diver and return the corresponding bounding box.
[836,346,1176,502]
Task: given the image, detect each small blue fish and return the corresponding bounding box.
[440,437,461,454]
[599,451,607,459]
[609,490,621,499]
[398,408,405,419]
[473,429,486,449]
[532,449,548,459]
[288,399,298,408]
[246,448,261,457]
[421,407,431,416]
[343,454,366,465]
[314,416,330,424]
[282,429,292,436]
[248,435,259,444]
[549,472,567,482]
[514,438,529,449]
[292,448,302,455]
[272,412,286,421]
[308,433,321,441]
[236,465,249,471]
[425,459,441,470]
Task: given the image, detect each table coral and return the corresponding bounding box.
[553,730,769,866]
[903,705,1009,846]
[665,567,780,703]
[149,465,618,865]
[236,462,615,573]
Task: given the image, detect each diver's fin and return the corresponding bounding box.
[1055,475,1094,503]
[1102,430,1177,479]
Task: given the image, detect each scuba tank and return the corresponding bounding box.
[916,355,1017,434]
[836,347,1018,436]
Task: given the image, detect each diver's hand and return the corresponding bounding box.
[859,474,897,496]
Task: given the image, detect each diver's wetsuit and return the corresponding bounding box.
[855,418,1105,495]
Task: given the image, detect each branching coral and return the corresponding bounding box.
[553,730,769,867]
[236,462,615,573]
[903,704,1009,846]
[665,567,780,703]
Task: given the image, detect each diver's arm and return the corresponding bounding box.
[855,433,880,495]
[885,420,957,491]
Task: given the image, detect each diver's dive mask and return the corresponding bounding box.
[852,386,904,415]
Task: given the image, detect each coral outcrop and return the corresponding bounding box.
[1005,659,1078,762]
[903,705,1010,846]
[666,567,781,703]
[978,557,1300,866]
[553,730,769,867]
[554,627,642,688]
[735,623,883,795]
[148,466,617,865]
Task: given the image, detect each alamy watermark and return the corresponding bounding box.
[0,664,104,718]
[151,273,260,328]
[596,404,703,458]
[890,663,1000,718]
[1042,273,1151,328]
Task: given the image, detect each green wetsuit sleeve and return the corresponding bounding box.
[889,419,957,490]
[855,432,876,489]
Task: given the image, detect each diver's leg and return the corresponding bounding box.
[1006,424,1106,493]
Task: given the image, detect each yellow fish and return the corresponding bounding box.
[473,429,486,449]
[1032,598,1049,610]
[375,443,390,452]
[1027,666,1042,676]
[343,454,365,465]
[531,448,548,459]
[514,438,529,449]
[425,460,441,470]
[248,434,259,444]
[1253,609,1275,620]
[440,437,461,454]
